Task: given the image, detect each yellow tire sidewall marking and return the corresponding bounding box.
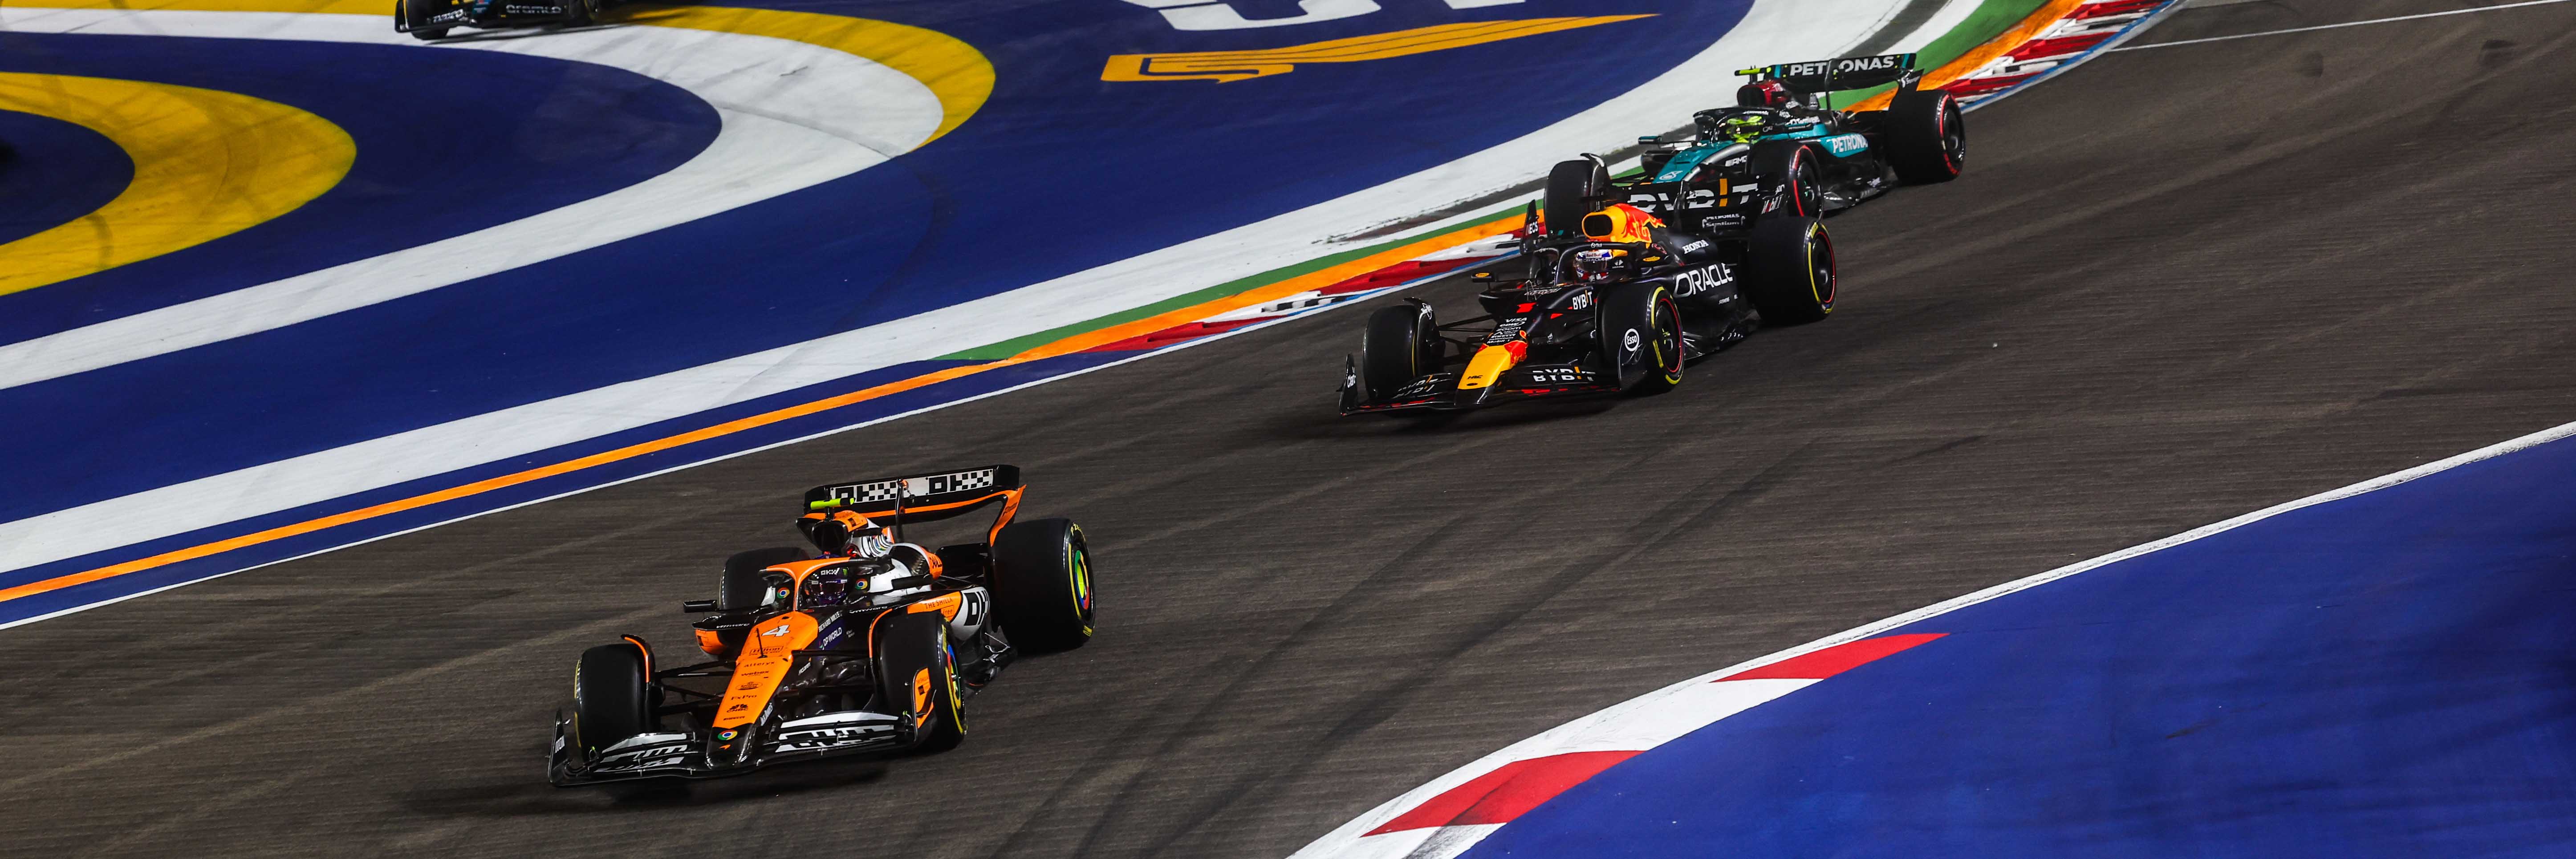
[0,73,354,296]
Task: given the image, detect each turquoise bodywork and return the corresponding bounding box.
[1818,133,1869,157]
[1652,142,1751,182]
[1650,120,1875,182]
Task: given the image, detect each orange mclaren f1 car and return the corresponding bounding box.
[548,465,1094,786]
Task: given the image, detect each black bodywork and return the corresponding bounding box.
[1338,224,1760,416]
[396,0,605,40]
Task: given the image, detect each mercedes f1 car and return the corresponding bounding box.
[1336,53,1962,416]
[394,0,608,41]
[1649,53,1967,223]
[548,465,1095,786]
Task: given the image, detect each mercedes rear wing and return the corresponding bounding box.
[1737,53,1923,98]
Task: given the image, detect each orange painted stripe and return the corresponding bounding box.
[0,215,1522,607]
[1849,0,2088,111]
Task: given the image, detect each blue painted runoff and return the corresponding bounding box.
[0,32,719,344]
[0,108,133,247]
[1467,432,2576,857]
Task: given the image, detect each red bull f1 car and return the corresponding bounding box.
[1338,53,1963,416]
[547,465,1095,786]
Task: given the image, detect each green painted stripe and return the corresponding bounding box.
[1829,0,2052,105]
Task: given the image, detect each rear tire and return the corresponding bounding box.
[991,518,1094,653]
[571,642,655,757]
[874,612,967,753]
[719,547,807,612]
[1885,88,1965,184]
[1743,216,1836,325]
[1541,158,1610,241]
[1359,304,1439,401]
[1596,282,1683,395]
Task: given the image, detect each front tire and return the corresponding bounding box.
[1744,216,1836,325]
[1596,282,1683,395]
[874,612,967,753]
[571,640,656,758]
[1359,304,1440,401]
[1885,88,1966,184]
[719,547,807,612]
[991,518,1094,653]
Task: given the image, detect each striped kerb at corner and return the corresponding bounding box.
[1945,0,2184,102]
[1360,633,1945,838]
[1719,632,1945,681]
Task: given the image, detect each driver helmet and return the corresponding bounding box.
[1717,113,1773,144]
[804,509,896,558]
[1570,247,1626,282]
[1738,79,1792,109]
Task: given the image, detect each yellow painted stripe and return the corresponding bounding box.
[1105,16,1654,83]
[1848,0,2087,111]
[0,215,1522,607]
[617,5,993,144]
[0,73,353,295]
[9,0,994,145]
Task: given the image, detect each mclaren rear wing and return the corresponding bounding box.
[803,464,1024,543]
[1738,53,1923,98]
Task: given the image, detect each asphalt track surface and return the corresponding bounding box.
[7,0,2576,855]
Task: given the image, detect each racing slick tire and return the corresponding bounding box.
[875,612,967,754]
[571,640,658,758]
[719,547,807,612]
[1744,215,1837,325]
[1596,282,1683,396]
[1359,304,1441,402]
[1542,158,1612,241]
[563,0,601,26]
[1750,142,1824,219]
[991,517,1094,653]
[1885,88,1966,184]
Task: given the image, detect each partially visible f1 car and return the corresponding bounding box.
[395,0,608,41]
[548,465,1095,786]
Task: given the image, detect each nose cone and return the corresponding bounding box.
[708,724,757,767]
[1457,342,1528,390]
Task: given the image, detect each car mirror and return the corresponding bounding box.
[681,599,718,613]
